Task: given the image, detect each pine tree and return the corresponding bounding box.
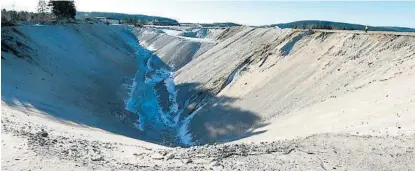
[37,0,48,14]
[37,0,48,22]
[49,0,76,20]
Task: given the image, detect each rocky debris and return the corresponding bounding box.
[209,160,223,170]
[164,153,175,160]
[151,153,164,160]
[3,117,415,171]
[40,130,48,138]
[91,155,104,161]
[183,159,193,164]
[159,150,168,156]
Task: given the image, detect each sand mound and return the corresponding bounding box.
[1,24,151,141]
[2,24,415,170]
[175,27,415,143]
[134,27,225,69]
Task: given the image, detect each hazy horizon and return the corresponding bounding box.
[2,1,414,28]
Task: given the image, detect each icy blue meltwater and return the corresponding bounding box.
[121,28,195,145]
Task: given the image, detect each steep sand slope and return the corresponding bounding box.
[2,25,415,170]
[1,24,157,143]
[174,27,415,143]
[134,27,224,69]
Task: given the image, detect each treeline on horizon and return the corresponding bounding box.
[3,7,414,32]
[76,12,179,26]
[1,9,180,26]
[2,0,76,26]
[1,9,53,26]
[272,20,415,32]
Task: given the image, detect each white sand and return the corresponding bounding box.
[173,27,415,144]
[2,24,415,170]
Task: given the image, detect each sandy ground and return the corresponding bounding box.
[2,107,414,170]
[175,27,415,144]
[313,29,415,36]
[134,27,224,69]
[1,24,147,140]
[2,24,415,170]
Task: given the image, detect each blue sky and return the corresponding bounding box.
[2,1,414,27]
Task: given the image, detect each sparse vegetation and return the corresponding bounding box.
[76,12,179,25]
[36,0,50,22]
[120,17,146,26]
[1,9,46,26]
[1,9,54,25]
[1,0,77,25]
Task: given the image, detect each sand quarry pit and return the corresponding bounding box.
[1,24,415,170]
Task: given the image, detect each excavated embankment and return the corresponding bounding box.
[173,27,415,144]
[2,24,415,170]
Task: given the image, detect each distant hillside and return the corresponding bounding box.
[271,20,415,32]
[180,22,241,27]
[200,22,241,27]
[76,12,178,25]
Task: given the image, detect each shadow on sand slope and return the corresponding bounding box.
[1,25,266,147]
[175,83,267,145]
[2,79,266,147]
[1,25,150,143]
